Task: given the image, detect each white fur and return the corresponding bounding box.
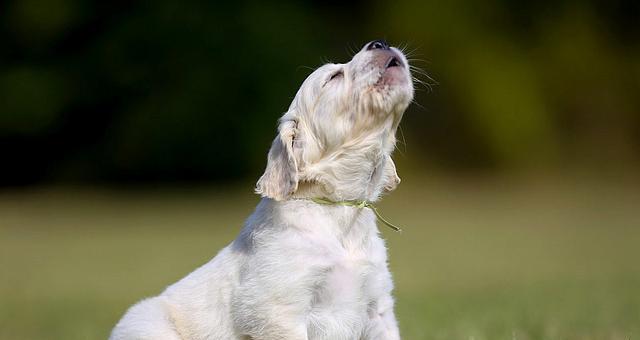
[110,41,414,340]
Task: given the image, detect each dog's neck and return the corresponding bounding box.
[294,131,397,202]
[262,198,380,240]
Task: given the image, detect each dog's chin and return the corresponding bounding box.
[375,66,408,89]
[366,70,412,115]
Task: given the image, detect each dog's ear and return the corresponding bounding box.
[255,118,299,201]
[382,155,401,192]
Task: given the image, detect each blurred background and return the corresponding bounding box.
[1,0,639,339]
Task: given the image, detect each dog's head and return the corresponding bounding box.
[257,40,414,201]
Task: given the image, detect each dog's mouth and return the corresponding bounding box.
[385,56,403,69]
[374,54,407,89]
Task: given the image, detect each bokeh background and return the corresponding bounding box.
[1,0,639,339]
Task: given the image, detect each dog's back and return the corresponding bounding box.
[110,246,241,340]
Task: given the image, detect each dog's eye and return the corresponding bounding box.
[329,70,343,81]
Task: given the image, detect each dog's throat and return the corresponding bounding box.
[304,197,402,232]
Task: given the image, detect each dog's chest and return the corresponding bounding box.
[323,251,373,302]
[308,237,386,339]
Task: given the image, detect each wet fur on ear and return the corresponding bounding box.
[255,118,299,201]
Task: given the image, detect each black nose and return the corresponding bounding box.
[366,39,390,51]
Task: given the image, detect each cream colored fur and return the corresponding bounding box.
[110,41,414,340]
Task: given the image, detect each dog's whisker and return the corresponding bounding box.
[410,69,438,88]
[298,65,318,72]
[408,59,429,66]
[320,56,334,65]
[397,124,408,155]
[402,45,421,59]
[410,73,436,92]
[346,43,358,57]
[399,42,410,55]
[410,98,427,111]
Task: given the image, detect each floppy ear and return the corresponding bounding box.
[255,118,299,201]
[382,155,401,192]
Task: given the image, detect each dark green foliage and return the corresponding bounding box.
[1,0,639,185]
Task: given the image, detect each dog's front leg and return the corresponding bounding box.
[231,239,321,340]
[240,322,308,340]
[232,286,311,340]
[233,296,310,340]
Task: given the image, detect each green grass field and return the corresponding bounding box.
[1,175,639,339]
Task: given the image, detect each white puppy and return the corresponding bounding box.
[110,40,414,340]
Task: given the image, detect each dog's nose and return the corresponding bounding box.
[366,39,390,51]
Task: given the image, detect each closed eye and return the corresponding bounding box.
[329,70,343,81]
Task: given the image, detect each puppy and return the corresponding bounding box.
[110,39,414,340]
